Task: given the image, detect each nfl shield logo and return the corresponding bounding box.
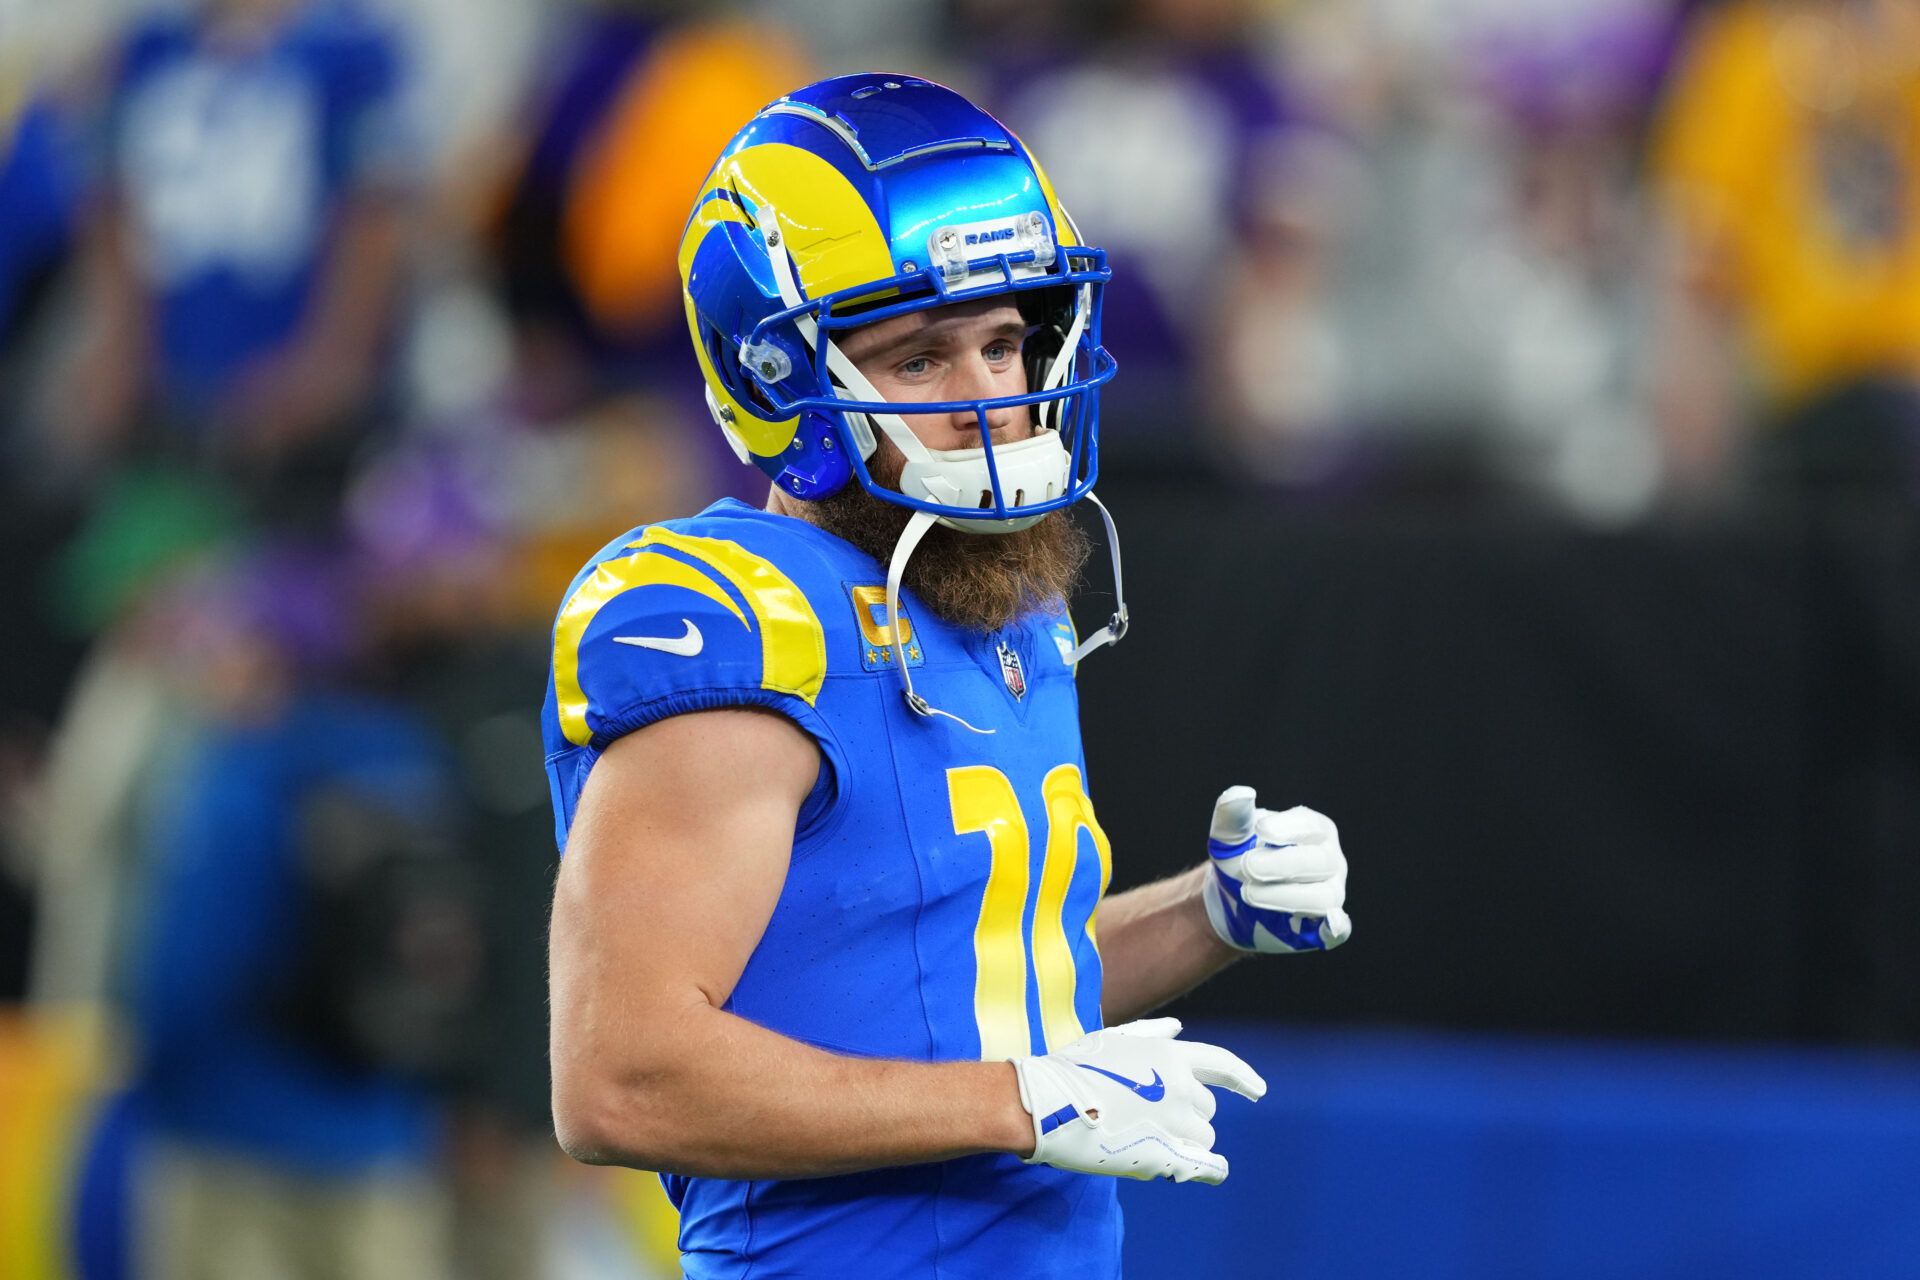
[997,641,1027,701]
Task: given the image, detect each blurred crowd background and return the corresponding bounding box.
[4,0,1920,1276]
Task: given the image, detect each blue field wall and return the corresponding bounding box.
[1121,1024,1920,1278]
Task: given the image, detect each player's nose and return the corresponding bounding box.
[956,406,1023,447]
[949,360,1026,445]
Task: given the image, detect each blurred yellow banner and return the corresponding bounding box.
[0,1006,111,1280]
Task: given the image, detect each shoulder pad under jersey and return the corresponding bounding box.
[547,513,830,752]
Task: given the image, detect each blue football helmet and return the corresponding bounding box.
[677,73,1127,725]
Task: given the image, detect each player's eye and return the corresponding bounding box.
[898,356,933,376]
[984,341,1017,363]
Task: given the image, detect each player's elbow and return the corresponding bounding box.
[550,1070,613,1165]
[551,1056,695,1171]
[552,1072,656,1168]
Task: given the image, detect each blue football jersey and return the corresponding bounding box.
[542,498,1121,1278]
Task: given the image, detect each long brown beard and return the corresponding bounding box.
[803,441,1091,633]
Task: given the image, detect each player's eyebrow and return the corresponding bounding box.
[852,314,1027,362]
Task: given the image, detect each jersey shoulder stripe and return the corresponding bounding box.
[549,503,831,750]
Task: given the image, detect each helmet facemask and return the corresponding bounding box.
[748,215,1111,527]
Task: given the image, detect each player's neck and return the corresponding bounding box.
[766,485,812,523]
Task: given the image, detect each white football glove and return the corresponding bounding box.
[1010,1018,1265,1185]
[1202,786,1352,954]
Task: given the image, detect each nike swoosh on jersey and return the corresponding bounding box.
[613,619,704,657]
[1076,1064,1167,1102]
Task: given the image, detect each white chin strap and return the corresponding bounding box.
[1069,492,1129,663]
[883,492,1130,731]
[887,509,993,733]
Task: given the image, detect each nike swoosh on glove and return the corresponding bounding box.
[1202,785,1352,954]
[1011,1018,1266,1185]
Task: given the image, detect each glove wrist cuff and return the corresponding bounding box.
[1008,1056,1052,1164]
[1201,867,1253,953]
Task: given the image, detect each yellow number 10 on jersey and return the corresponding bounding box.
[947,763,1114,1059]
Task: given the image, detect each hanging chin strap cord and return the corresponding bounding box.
[885,509,993,733]
[883,493,1130,731]
[1069,492,1128,664]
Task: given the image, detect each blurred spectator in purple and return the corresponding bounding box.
[491,0,804,504]
[494,1,802,377]
[968,0,1315,469]
[1467,0,1680,516]
[62,0,414,500]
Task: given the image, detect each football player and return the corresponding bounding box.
[544,74,1353,1278]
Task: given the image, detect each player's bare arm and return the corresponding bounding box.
[1094,866,1240,1023]
[550,708,1036,1177]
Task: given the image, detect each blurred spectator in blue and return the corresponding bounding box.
[63,0,414,501]
[967,0,1313,470]
[1651,0,1920,502]
[0,91,80,360]
[0,86,85,1003]
[128,542,453,1280]
[0,81,84,512]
